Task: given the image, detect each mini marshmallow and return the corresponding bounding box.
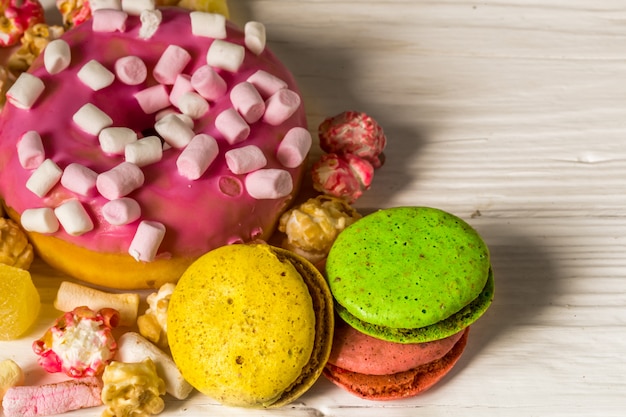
[129,220,166,262]
[134,84,171,114]
[54,200,94,236]
[277,126,312,168]
[61,163,98,196]
[190,65,227,101]
[206,40,245,72]
[21,207,59,234]
[77,59,115,91]
[230,82,265,124]
[245,169,293,199]
[154,113,195,148]
[122,0,155,15]
[225,144,267,174]
[99,127,138,154]
[6,72,45,109]
[115,56,147,85]
[139,8,162,39]
[25,159,62,197]
[125,136,163,167]
[96,161,145,200]
[90,0,121,10]
[246,70,288,98]
[176,134,219,180]
[244,21,266,55]
[169,74,193,107]
[44,39,71,74]
[92,9,128,32]
[153,45,191,85]
[102,197,141,226]
[154,109,194,129]
[215,108,250,145]
[263,89,301,126]
[73,103,113,135]
[190,11,226,39]
[17,130,45,169]
[178,92,209,119]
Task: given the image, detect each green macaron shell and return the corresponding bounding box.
[326,207,492,342]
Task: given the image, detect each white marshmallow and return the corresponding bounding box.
[92,9,128,32]
[115,56,147,85]
[230,81,265,124]
[178,92,209,119]
[96,162,145,200]
[21,207,59,234]
[153,45,191,85]
[154,113,195,149]
[245,169,293,199]
[102,197,141,226]
[225,145,267,175]
[6,72,45,109]
[176,134,219,180]
[44,39,71,75]
[139,8,162,39]
[154,109,194,129]
[206,40,245,72]
[61,163,98,196]
[90,0,121,11]
[190,11,226,39]
[54,199,94,236]
[134,84,170,114]
[246,70,287,98]
[169,74,193,107]
[215,108,249,145]
[77,59,115,91]
[190,65,227,101]
[263,89,301,126]
[17,130,45,169]
[276,126,312,168]
[72,103,113,135]
[244,21,266,55]
[129,220,166,262]
[122,0,155,15]
[25,159,62,197]
[125,136,163,167]
[99,127,138,154]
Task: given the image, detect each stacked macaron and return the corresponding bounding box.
[323,206,494,400]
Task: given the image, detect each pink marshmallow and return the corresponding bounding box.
[245,169,293,199]
[190,65,227,101]
[128,220,166,262]
[276,127,312,168]
[54,199,94,236]
[225,145,267,175]
[169,74,193,107]
[176,134,219,180]
[153,45,191,85]
[61,163,98,196]
[215,108,250,145]
[92,9,128,32]
[96,161,145,200]
[115,56,147,85]
[263,89,301,126]
[246,70,288,98]
[230,82,265,124]
[102,197,141,226]
[17,130,45,169]
[134,84,170,114]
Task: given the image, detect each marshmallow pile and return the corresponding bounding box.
[7,5,312,263]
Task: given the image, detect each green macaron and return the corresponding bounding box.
[325,206,494,343]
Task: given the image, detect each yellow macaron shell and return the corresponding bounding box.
[167,244,316,407]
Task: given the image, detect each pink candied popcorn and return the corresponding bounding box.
[33,306,119,378]
[56,0,91,29]
[318,111,387,168]
[311,153,374,203]
[0,0,45,47]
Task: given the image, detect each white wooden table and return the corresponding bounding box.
[2,0,626,415]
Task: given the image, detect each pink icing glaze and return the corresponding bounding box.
[327,319,465,376]
[0,7,307,260]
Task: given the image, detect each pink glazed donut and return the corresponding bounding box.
[0,7,310,289]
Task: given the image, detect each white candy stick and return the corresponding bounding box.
[44,39,71,75]
[129,220,165,262]
[125,136,163,167]
[153,45,191,85]
[54,199,94,236]
[20,207,59,234]
[92,9,128,32]
[176,134,219,180]
[122,0,155,15]
[61,163,98,196]
[244,21,266,55]
[139,8,162,39]
[190,11,226,39]
[134,84,170,114]
[190,65,227,101]
[215,108,250,145]
[245,169,293,199]
[177,91,209,119]
[263,89,301,126]
[102,197,141,226]
[99,126,138,154]
[169,74,193,107]
[154,113,195,149]
[225,145,267,175]
[77,59,115,91]
[230,81,265,123]
[276,126,312,168]
[96,161,145,200]
[90,0,121,11]
[72,103,113,135]
[17,130,45,169]
[206,40,245,72]
[25,159,62,197]
[115,56,147,85]
[6,73,45,109]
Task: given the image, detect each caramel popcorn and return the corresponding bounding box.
[0,65,14,108]
[137,283,176,349]
[101,359,166,417]
[278,195,361,263]
[7,23,65,77]
[0,217,34,270]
